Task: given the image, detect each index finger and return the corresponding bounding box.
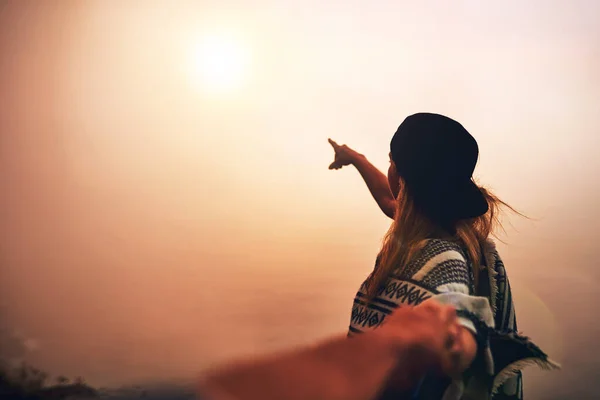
[328,138,340,149]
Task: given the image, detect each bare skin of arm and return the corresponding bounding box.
[200,302,462,400]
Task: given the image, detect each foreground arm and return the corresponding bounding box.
[328,139,395,219]
[201,332,405,400]
[200,302,459,400]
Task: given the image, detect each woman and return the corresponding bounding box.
[328,113,558,400]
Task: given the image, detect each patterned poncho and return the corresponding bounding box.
[348,239,559,400]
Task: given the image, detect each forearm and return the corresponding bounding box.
[201,333,413,400]
[352,154,395,219]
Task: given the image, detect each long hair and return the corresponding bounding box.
[363,180,521,303]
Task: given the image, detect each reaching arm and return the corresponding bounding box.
[328,139,396,219]
[200,302,459,400]
[352,154,396,219]
[201,332,406,400]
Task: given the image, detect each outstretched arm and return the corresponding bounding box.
[328,139,396,219]
[201,332,405,400]
[352,154,396,219]
[200,302,461,400]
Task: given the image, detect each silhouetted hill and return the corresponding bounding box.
[0,363,97,400]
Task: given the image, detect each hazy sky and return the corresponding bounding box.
[1,1,599,398]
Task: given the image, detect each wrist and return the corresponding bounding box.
[370,326,411,359]
[375,326,438,373]
[350,152,367,166]
[369,329,430,389]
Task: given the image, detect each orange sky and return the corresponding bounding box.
[1,1,599,398]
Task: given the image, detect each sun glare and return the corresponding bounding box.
[189,34,250,94]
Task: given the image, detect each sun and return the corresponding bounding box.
[189,34,250,94]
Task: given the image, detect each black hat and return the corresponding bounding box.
[390,113,489,223]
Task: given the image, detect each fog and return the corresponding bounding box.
[1,1,599,398]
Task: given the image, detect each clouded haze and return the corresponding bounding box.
[1,1,599,398]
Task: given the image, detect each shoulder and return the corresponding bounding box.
[412,238,468,270]
[408,239,472,292]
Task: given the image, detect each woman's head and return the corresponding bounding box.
[366,113,520,300]
[390,113,489,226]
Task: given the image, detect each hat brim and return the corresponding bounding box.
[414,179,489,222]
[450,179,489,220]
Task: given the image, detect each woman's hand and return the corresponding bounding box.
[416,299,478,379]
[439,326,477,379]
[328,138,362,170]
[381,301,459,359]
[377,301,461,390]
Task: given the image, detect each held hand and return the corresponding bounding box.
[383,301,458,360]
[328,138,361,170]
[414,299,473,380]
[378,300,462,387]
